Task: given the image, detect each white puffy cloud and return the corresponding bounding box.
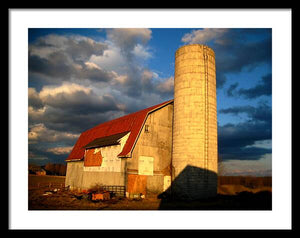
[37,82,121,113]
[39,82,91,99]
[132,44,152,60]
[89,45,127,73]
[28,123,79,143]
[181,28,229,45]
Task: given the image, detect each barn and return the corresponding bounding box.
[65,44,218,200]
[65,100,174,198]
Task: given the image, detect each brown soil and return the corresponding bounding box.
[28,185,271,210]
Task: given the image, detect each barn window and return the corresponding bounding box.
[145,124,149,133]
[138,156,154,175]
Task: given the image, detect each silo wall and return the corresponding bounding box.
[171,44,218,200]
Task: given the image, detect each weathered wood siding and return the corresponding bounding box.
[126,104,173,195]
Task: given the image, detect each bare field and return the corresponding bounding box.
[29,174,65,189]
[28,175,272,210]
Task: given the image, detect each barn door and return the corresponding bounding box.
[127,174,147,196]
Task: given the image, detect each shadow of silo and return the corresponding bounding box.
[158,165,218,209]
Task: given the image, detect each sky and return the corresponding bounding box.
[28,28,272,176]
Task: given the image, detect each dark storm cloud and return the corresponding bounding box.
[238,73,272,99]
[64,37,108,63]
[218,143,271,161]
[29,34,112,83]
[35,108,122,134]
[29,143,72,165]
[183,28,272,88]
[226,82,239,97]
[78,64,115,82]
[29,52,74,79]
[29,52,114,83]
[218,122,272,161]
[219,102,271,123]
[42,92,120,115]
[215,35,271,88]
[30,34,108,63]
[226,73,272,99]
[28,83,124,134]
[218,102,272,160]
[216,72,228,89]
[28,88,44,109]
[215,37,272,74]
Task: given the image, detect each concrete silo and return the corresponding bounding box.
[172,44,218,200]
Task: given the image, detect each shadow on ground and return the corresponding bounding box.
[158,165,272,210]
[158,190,272,210]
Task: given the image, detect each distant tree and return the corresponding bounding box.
[44,163,66,176]
[45,163,55,175]
[59,164,67,176]
[54,164,61,175]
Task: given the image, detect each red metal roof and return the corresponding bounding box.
[66,99,173,161]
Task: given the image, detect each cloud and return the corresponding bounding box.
[238,74,272,99]
[28,88,44,109]
[181,28,229,45]
[29,52,74,80]
[38,82,120,113]
[218,122,272,161]
[218,102,272,161]
[132,44,152,60]
[106,28,152,59]
[46,146,73,155]
[29,34,107,63]
[181,28,272,88]
[226,73,272,99]
[28,83,125,134]
[220,153,272,176]
[219,101,271,124]
[29,34,112,84]
[156,76,174,93]
[28,123,79,143]
[226,82,239,97]
[29,143,73,165]
[89,45,127,73]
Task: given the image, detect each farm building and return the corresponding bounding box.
[65,44,218,200]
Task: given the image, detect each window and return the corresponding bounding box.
[138,156,154,175]
[145,124,149,133]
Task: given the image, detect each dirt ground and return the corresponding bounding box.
[28,186,272,210]
[28,175,272,210]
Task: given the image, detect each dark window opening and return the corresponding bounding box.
[145,125,149,133]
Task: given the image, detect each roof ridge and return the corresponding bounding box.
[83,99,174,134]
[66,99,174,161]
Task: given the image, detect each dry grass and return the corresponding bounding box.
[218,184,272,195]
[28,175,272,210]
[29,174,65,189]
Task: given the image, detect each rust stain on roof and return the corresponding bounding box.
[66,99,173,161]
